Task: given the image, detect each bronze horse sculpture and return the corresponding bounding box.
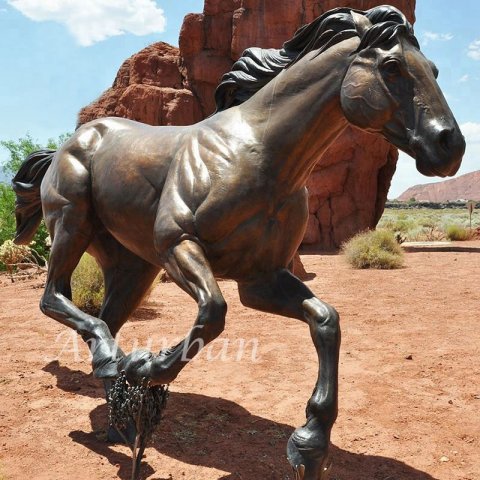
[13,5,465,479]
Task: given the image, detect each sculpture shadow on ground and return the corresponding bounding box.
[43,360,105,399]
[47,363,439,480]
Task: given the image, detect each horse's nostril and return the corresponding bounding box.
[438,128,453,151]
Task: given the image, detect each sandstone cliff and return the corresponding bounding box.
[398,170,480,202]
[79,0,416,249]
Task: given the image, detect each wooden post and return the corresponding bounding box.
[467,200,475,230]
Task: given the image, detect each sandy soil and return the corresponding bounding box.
[0,246,479,480]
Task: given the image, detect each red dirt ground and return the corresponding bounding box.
[0,246,479,480]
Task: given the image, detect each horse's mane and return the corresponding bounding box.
[214,5,418,111]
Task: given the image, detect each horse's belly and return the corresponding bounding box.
[202,194,309,280]
[207,239,298,281]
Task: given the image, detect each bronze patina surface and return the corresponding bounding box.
[12,6,465,479]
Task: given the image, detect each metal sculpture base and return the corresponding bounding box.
[108,372,169,480]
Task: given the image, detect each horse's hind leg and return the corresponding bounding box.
[41,162,120,378]
[87,233,160,444]
[238,269,340,480]
[89,232,160,337]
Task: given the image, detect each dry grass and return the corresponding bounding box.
[71,253,104,315]
[378,208,480,241]
[342,229,404,269]
[445,224,473,241]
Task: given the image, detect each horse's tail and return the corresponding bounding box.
[12,149,55,245]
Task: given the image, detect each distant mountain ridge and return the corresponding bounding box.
[397,170,480,202]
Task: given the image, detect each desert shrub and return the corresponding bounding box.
[381,217,417,234]
[0,239,47,280]
[342,229,404,269]
[418,215,437,229]
[0,240,31,271]
[378,213,418,242]
[445,225,472,241]
[408,225,445,242]
[71,254,104,315]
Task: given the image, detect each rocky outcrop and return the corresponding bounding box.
[397,171,480,202]
[79,0,416,249]
[78,43,202,126]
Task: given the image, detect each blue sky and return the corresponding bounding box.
[1,0,479,198]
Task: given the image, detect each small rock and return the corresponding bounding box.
[405,354,413,360]
[440,456,449,462]
[448,399,453,405]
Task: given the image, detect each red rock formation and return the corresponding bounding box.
[78,43,202,126]
[79,0,416,249]
[304,132,398,246]
[397,171,480,202]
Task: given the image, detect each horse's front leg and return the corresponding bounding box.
[238,269,340,480]
[121,239,227,385]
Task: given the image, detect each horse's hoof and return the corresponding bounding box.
[120,349,154,385]
[287,425,331,480]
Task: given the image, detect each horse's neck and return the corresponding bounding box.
[240,40,356,193]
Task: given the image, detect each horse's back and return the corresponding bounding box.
[41,117,188,263]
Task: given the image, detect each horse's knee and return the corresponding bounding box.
[305,299,340,340]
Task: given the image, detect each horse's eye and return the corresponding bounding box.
[382,59,402,78]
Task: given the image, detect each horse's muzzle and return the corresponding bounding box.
[412,124,465,177]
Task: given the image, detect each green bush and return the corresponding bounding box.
[71,254,104,315]
[1,133,71,178]
[445,225,471,241]
[0,184,15,246]
[342,229,404,269]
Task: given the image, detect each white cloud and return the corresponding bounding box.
[7,0,166,46]
[467,39,480,60]
[422,31,454,46]
[460,121,480,142]
[459,74,470,83]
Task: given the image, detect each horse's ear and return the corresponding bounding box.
[351,11,372,38]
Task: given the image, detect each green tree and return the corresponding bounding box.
[0,133,70,269]
[0,183,16,246]
[1,132,70,179]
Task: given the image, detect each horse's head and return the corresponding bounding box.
[340,8,465,177]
